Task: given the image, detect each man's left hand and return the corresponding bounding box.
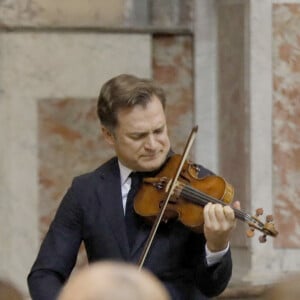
[203,201,240,252]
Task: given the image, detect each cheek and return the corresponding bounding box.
[122,139,143,152]
[161,134,170,145]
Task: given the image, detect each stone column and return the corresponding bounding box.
[195,0,300,287]
[194,0,219,172]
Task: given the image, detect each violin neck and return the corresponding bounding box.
[181,185,253,224]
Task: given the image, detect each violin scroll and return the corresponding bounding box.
[246,208,279,243]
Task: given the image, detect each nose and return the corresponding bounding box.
[144,134,157,150]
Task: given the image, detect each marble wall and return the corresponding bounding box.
[153,35,194,154]
[217,2,250,247]
[0,0,125,27]
[273,3,300,248]
[0,31,151,294]
[38,98,110,267]
[1,0,300,298]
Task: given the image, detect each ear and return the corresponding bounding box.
[101,126,115,146]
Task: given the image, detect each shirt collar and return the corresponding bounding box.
[118,160,132,186]
[118,149,173,185]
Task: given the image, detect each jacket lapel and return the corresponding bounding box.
[95,157,161,261]
[96,158,130,259]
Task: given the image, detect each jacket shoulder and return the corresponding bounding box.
[72,156,118,187]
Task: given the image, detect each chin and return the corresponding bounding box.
[142,157,166,171]
[136,150,168,171]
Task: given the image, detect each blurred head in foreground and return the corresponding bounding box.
[0,279,23,300]
[58,261,170,300]
[263,273,300,300]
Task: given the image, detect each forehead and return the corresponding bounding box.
[116,96,166,131]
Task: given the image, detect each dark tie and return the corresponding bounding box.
[125,172,142,249]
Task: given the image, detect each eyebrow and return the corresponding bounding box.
[128,124,165,137]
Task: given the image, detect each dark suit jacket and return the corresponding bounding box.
[28,157,232,300]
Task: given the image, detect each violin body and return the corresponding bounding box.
[134,154,234,231]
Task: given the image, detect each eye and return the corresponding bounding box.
[130,133,147,140]
[154,126,164,135]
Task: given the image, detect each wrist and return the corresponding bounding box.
[206,241,228,253]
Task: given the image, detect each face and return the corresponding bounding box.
[102,96,170,172]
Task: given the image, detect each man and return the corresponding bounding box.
[28,74,239,299]
[58,261,170,300]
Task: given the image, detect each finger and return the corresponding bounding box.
[233,201,241,210]
[223,205,235,221]
[214,204,225,223]
[204,202,212,225]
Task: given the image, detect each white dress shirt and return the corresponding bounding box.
[118,161,132,214]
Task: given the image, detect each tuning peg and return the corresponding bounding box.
[246,208,279,241]
[246,228,255,238]
[256,208,264,216]
[259,234,267,243]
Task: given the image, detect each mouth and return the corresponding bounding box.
[142,150,162,156]
[142,154,159,160]
[141,150,167,162]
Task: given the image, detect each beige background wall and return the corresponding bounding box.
[0,0,299,298]
[0,30,152,292]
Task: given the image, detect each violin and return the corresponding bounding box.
[134,154,278,241]
[134,126,278,269]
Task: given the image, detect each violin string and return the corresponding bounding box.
[180,184,258,224]
[185,186,254,223]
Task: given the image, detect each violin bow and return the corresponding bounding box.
[138,125,199,270]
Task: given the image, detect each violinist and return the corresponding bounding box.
[28,74,240,300]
